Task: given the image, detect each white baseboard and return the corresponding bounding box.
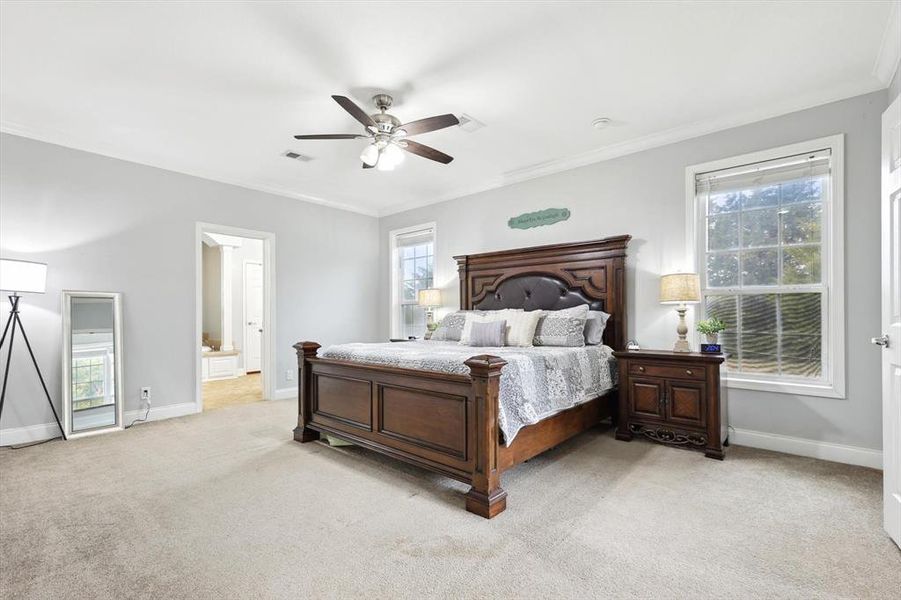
[730,427,883,470]
[125,401,198,424]
[0,401,199,446]
[273,387,297,400]
[0,422,63,446]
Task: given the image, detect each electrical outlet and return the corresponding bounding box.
[141,387,151,405]
[285,369,294,382]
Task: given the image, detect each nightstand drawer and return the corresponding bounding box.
[630,362,706,381]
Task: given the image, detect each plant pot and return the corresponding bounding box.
[705,333,719,345]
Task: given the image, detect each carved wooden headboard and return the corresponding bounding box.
[453,235,630,350]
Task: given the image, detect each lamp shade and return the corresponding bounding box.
[0,259,47,294]
[659,273,700,304]
[418,288,441,307]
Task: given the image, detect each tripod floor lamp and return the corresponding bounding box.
[0,258,66,440]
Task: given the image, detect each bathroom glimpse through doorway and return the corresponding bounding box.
[195,223,275,412]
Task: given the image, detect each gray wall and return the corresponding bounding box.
[380,90,888,451]
[0,133,380,432]
[889,59,901,103]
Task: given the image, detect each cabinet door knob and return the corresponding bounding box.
[686,369,693,375]
[638,366,645,372]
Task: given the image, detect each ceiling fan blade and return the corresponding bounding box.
[332,95,376,128]
[401,140,454,164]
[293,134,367,140]
[398,114,459,136]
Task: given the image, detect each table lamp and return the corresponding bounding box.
[0,258,66,440]
[418,288,441,337]
[659,272,700,353]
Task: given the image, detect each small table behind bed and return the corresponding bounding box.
[294,235,630,518]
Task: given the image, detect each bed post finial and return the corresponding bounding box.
[293,341,321,443]
[464,354,507,518]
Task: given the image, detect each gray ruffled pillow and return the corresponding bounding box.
[584,310,611,345]
[467,320,506,347]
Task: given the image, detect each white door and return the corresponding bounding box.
[243,261,263,374]
[880,93,901,550]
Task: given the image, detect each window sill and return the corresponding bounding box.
[723,375,845,399]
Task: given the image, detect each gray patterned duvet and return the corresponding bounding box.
[320,340,617,444]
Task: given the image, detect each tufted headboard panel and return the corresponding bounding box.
[453,236,631,350]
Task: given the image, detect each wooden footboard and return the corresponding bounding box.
[293,341,613,518]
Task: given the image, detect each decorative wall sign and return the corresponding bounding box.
[507,208,570,230]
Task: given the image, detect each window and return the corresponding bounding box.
[72,346,115,411]
[687,136,844,398]
[390,224,435,338]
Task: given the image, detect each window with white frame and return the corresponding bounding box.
[688,136,844,398]
[390,224,435,339]
[72,344,115,411]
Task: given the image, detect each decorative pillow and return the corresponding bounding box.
[467,320,506,347]
[431,311,469,341]
[584,310,611,345]
[502,310,543,347]
[533,304,589,347]
[433,309,522,341]
[459,310,516,344]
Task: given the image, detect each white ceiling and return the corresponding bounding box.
[1,2,898,216]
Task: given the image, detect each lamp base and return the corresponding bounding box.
[673,339,691,353]
[673,305,691,352]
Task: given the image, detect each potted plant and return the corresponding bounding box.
[696,317,726,344]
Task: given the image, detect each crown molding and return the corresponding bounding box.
[377,77,886,217]
[873,0,901,86]
[0,121,379,218]
[2,72,888,222]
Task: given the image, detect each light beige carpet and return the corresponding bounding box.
[202,372,263,411]
[1,399,898,599]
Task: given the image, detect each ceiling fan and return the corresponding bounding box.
[294,94,459,171]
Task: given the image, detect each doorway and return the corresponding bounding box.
[195,223,275,412]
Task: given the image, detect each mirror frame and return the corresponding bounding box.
[61,291,124,439]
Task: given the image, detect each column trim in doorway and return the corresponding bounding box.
[195,222,276,412]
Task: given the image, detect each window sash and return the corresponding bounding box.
[696,152,832,386]
[701,289,829,384]
[390,225,434,338]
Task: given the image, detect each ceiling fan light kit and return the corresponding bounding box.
[295,94,459,171]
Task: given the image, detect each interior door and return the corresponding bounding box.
[243,261,263,374]
[880,92,901,550]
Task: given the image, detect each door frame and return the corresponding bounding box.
[195,222,276,412]
[242,258,264,374]
[881,92,901,549]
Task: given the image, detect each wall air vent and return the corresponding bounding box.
[458,113,486,133]
[283,150,312,162]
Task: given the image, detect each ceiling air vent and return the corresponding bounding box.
[283,150,312,162]
[458,113,486,133]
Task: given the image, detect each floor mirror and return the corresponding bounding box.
[62,291,124,438]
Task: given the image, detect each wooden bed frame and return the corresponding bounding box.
[293,235,630,518]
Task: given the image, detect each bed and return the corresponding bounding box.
[293,235,630,518]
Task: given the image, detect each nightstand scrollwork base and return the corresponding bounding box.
[628,423,707,447]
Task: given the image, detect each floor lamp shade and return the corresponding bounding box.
[0,259,47,294]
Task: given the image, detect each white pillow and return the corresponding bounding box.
[503,310,543,347]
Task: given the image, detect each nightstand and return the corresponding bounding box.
[612,349,727,460]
